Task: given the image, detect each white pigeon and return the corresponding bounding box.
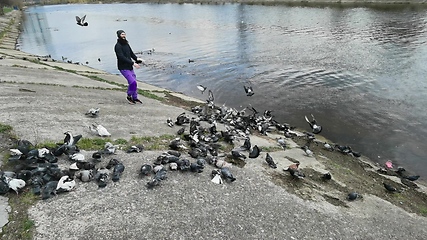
[85,107,100,118]
[69,162,79,170]
[56,176,76,192]
[89,124,111,137]
[5,177,26,194]
[197,85,207,94]
[70,153,85,162]
[9,149,23,156]
[38,148,50,158]
[211,171,223,184]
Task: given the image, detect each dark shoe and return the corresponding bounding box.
[134,98,143,104]
[127,95,136,104]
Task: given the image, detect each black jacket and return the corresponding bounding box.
[114,39,137,70]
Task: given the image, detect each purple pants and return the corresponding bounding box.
[120,69,138,100]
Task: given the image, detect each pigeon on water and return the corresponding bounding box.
[85,108,100,118]
[89,124,111,137]
[265,153,277,169]
[76,15,88,26]
[197,85,207,94]
[249,145,261,158]
[220,167,236,182]
[243,85,254,96]
[305,114,322,134]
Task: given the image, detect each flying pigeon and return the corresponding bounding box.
[243,85,254,96]
[206,90,215,108]
[76,15,88,26]
[197,85,207,94]
[305,114,322,134]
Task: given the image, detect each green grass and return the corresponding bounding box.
[0,123,12,133]
[2,7,13,14]
[130,135,176,150]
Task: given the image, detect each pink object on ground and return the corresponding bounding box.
[385,160,393,169]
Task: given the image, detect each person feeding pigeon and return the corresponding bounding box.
[114,30,144,104]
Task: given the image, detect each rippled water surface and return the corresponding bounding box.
[18,3,427,176]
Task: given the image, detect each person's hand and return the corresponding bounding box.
[136,58,146,65]
[133,63,140,69]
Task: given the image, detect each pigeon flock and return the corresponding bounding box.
[0,85,422,204]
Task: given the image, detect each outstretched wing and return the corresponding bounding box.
[81,15,86,23]
[75,16,81,23]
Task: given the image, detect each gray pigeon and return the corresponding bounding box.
[220,167,236,182]
[85,107,100,117]
[265,153,277,169]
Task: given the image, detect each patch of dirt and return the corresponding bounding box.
[269,135,427,217]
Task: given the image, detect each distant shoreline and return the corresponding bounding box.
[23,0,427,8]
